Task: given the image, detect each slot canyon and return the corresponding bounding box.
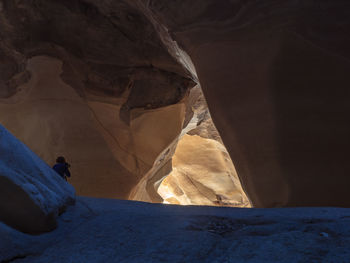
[0,0,250,208]
[1,1,350,262]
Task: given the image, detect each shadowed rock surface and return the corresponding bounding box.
[148,0,350,207]
[0,125,75,234]
[1,0,350,208]
[2,197,350,262]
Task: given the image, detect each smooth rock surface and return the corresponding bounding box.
[2,0,350,208]
[158,134,250,207]
[148,0,350,207]
[2,197,350,262]
[0,0,195,200]
[0,124,75,234]
[0,55,189,201]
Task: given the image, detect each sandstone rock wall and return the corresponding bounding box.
[0,0,250,206]
[130,86,250,207]
[0,0,195,200]
[0,54,190,200]
[158,134,250,207]
[3,0,347,208]
[148,0,350,207]
[155,86,250,207]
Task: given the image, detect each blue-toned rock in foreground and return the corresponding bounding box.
[0,124,75,234]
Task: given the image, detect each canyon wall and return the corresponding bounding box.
[0,0,195,200]
[131,86,250,207]
[148,0,350,207]
[2,0,349,208]
[0,0,248,206]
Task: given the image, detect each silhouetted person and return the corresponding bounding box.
[53,156,71,181]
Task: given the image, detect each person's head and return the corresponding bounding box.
[56,156,66,164]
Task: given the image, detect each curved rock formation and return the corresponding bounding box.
[156,87,250,207]
[2,0,349,208]
[0,0,195,200]
[129,86,249,206]
[148,0,350,207]
[0,0,248,207]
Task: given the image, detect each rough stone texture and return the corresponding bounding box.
[186,86,223,143]
[0,124,75,234]
[148,0,350,207]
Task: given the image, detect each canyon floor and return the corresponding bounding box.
[2,197,350,263]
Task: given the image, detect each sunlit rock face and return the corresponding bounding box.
[0,54,189,199]
[158,134,250,207]
[0,0,251,206]
[130,86,250,206]
[0,55,139,198]
[148,0,350,207]
[157,87,250,207]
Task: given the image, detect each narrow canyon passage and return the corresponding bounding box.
[1,0,349,215]
[1,1,350,262]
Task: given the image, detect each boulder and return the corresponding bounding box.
[0,124,75,234]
